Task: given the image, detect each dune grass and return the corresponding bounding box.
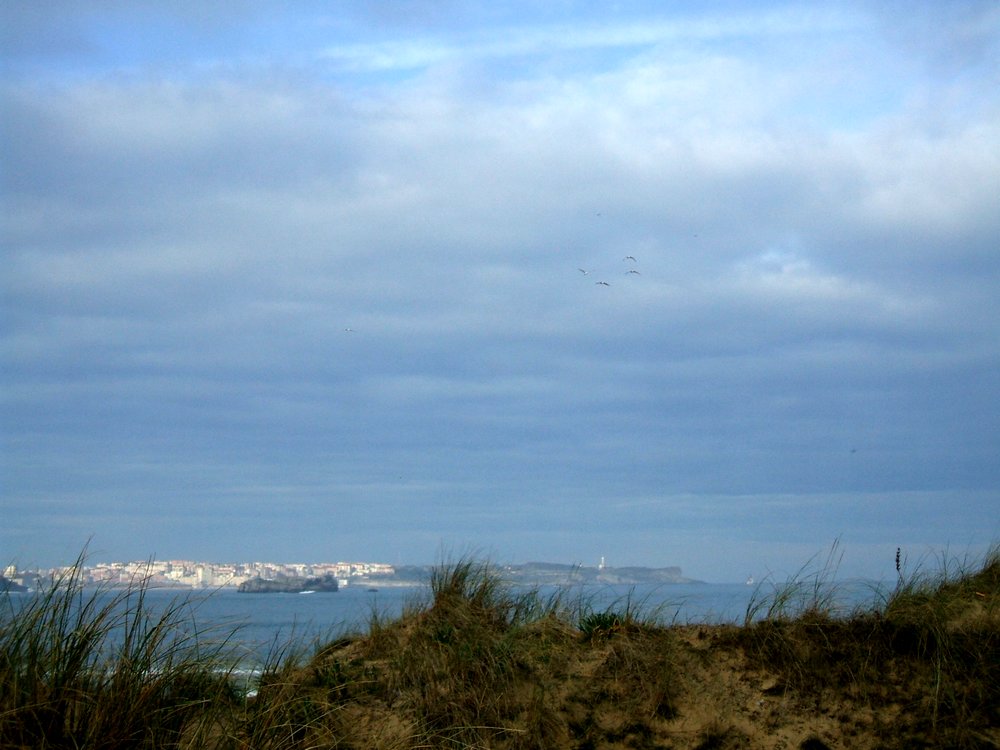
[0,552,327,750]
[3,547,997,749]
[0,552,238,748]
[736,545,999,749]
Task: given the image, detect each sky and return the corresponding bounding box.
[2,1,999,583]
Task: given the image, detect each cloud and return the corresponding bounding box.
[317,7,862,72]
[868,0,1000,75]
[2,2,998,576]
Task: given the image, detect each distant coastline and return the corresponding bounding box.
[4,560,698,591]
[356,562,700,588]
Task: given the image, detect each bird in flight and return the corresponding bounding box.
[595,281,610,286]
[625,269,641,275]
[578,268,592,275]
[623,255,637,262]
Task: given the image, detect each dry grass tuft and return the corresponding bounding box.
[736,545,1000,749]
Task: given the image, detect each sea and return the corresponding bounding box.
[4,579,888,672]
[127,579,887,661]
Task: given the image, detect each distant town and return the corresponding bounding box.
[2,558,697,592]
[2,559,399,591]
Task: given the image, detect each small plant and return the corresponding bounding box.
[575,586,667,641]
[579,609,625,640]
[743,538,845,626]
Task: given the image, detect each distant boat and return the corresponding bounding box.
[745,575,754,586]
[367,587,379,593]
[299,590,315,595]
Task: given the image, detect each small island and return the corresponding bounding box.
[237,573,339,593]
[0,575,28,593]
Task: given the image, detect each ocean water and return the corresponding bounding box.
[135,578,887,661]
[5,579,888,668]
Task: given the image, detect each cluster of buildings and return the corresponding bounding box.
[4,559,396,590]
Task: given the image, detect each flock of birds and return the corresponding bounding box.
[579,255,641,286]
[344,254,642,333]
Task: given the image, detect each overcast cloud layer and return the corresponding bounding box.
[2,1,999,581]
